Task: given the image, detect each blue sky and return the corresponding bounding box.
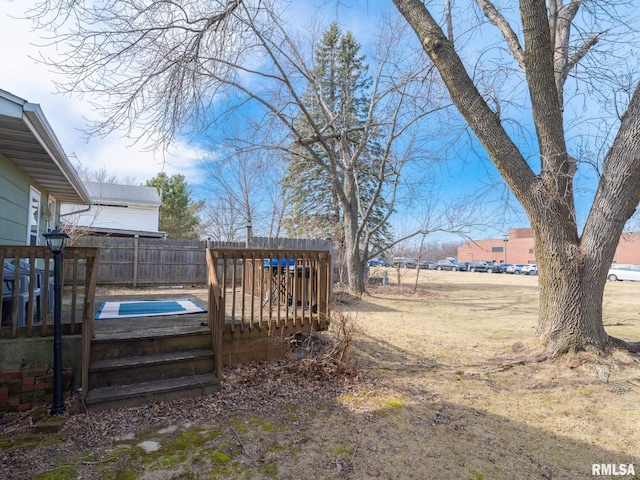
[0,0,390,190]
[0,0,533,243]
[3,0,617,243]
[1,0,205,186]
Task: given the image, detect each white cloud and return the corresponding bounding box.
[1,1,383,194]
[1,1,205,190]
[68,137,207,186]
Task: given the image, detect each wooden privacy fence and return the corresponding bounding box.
[74,237,205,286]
[76,236,334,286]
[206,248,331,335]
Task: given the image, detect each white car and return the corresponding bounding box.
[506,264,526,274]
[522,264,538,275]
[607,264,640,281]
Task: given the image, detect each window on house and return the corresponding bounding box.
[47,195,57,232]
[27,187,41,246]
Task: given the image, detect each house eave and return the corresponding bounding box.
[0,90,90,205]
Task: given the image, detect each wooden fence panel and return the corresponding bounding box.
[74,237,136,285]
[136,238,208,285]
[75,237,334,286]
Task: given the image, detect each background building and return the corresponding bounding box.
[458,228,640,265]
[62,181,163,238]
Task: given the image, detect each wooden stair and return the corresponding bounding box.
[85,327,219,411]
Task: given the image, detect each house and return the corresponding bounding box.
[0,89,90,244]
[0,89,99,410]
[62,181,164,238]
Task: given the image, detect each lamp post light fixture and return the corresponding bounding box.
[43,227,69,415]
[503,234,509,263]
[246,219,253,248]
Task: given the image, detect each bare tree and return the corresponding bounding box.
[26,1,450,295]
[198,144,291,241]
[201,197,248,242]
[392,0,640,356]
[75,166,137,185]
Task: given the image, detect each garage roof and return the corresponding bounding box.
[85,181,162,207]
[0,89,90,204]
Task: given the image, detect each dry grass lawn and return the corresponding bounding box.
[1,270,639,479]
[345,269,640,479]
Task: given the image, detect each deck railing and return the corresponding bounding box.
[1,246,100,337]
[206,248,331,335]
[1,246,100,399]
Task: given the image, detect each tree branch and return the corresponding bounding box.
[476,0,525,71]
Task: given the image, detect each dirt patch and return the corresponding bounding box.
[2,271,640,479]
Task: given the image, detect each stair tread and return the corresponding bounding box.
[92,325,210,343]
[90,349,214,371]
[85,373,218,405]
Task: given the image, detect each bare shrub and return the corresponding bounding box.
[285,312,360,381]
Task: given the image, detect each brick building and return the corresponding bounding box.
[458,228,640,265]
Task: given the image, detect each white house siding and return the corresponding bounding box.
[63,204,160,233]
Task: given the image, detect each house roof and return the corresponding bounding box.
[0,89,90,204]
[79,225,166,238]
[86,181,162,207]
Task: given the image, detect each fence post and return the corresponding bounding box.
[133,235,139,288]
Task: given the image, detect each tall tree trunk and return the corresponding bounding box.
[392,0,640,357]
[343,210,365,296]
[531,218,609,356]
[341,151,366,296]
[533,79,640,356]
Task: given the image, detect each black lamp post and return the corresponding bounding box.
[43,228,69,415]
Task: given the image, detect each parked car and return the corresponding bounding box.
[420,261,436,270]
[494,263,511,273]
[436,259,465,271]
[368,258,386,267]
[607,264,640,281]
[522,264,538,275]
[403,258,419,269]
[468,260,496,273]
[393,257,419,268]
[506,264,526,274]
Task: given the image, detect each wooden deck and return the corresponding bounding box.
[91,289,321,339]
[1,246,331,410]
[85,287,325,410]
[92,293,211,339]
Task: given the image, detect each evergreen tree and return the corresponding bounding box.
[145,173,203,239]
[282,23,393,257]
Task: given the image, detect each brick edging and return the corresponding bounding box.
[0,367,72,413]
